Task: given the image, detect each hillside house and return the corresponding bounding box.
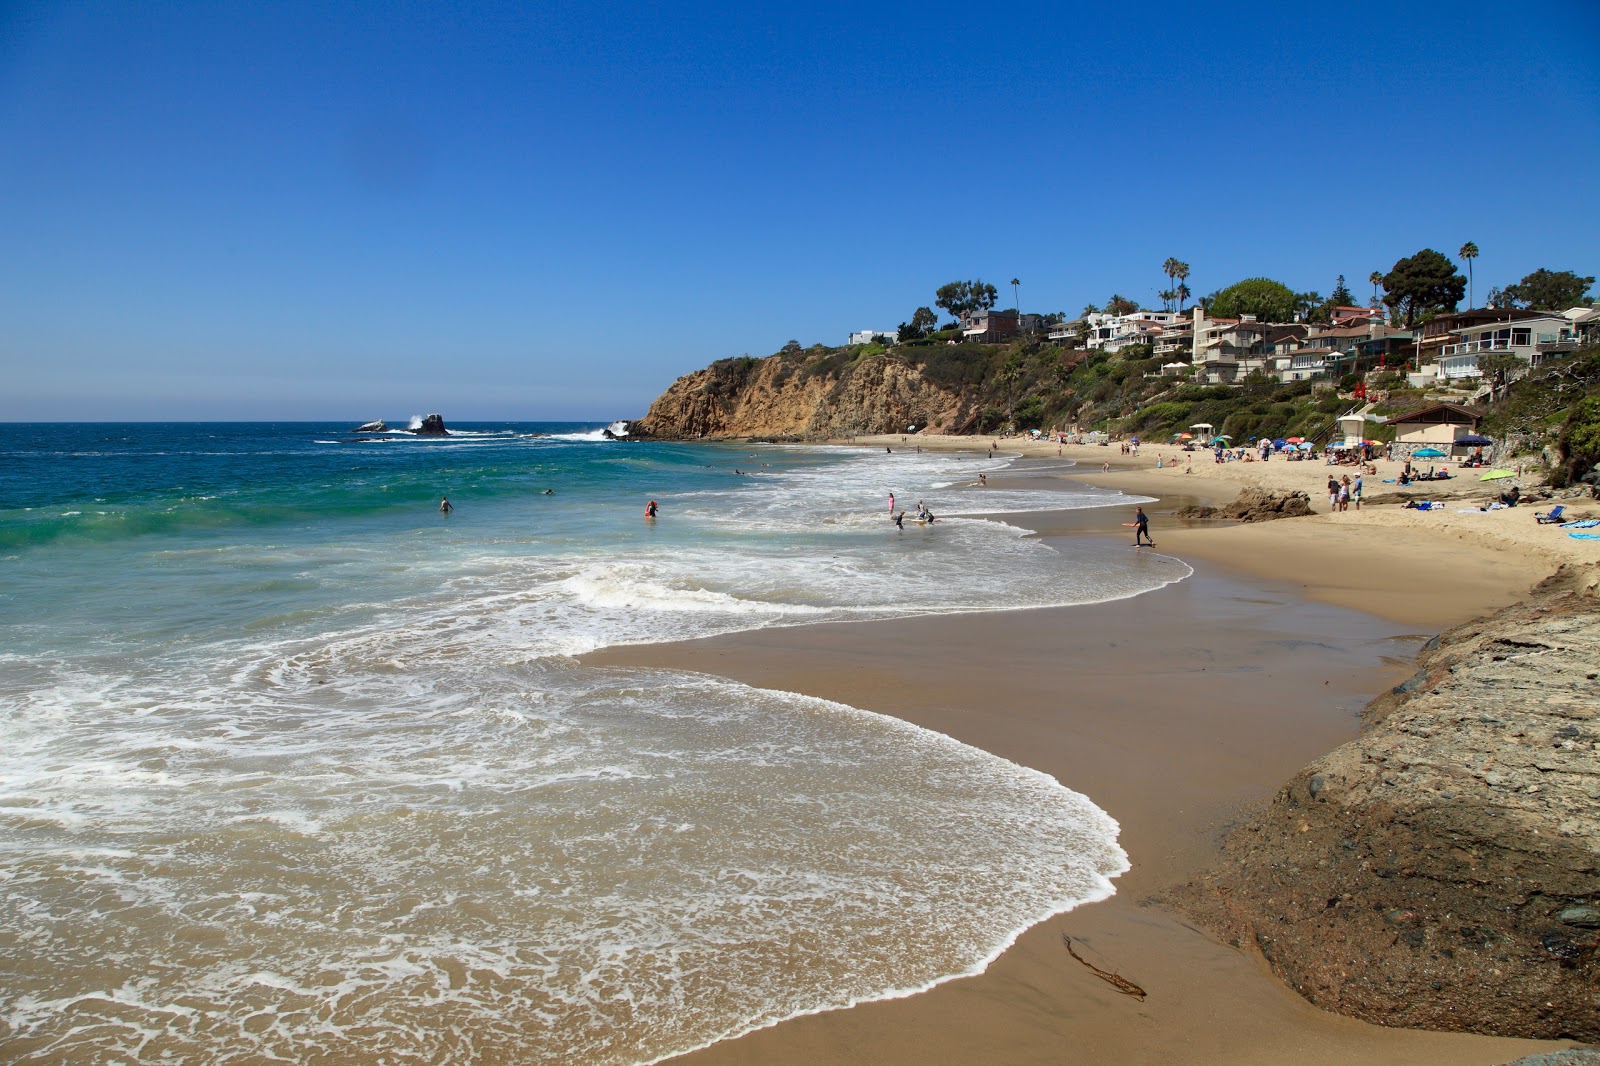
[959,308,1019,343]
[1084,310,1180,351]
[1435,313,1587,380]
[848,329,899,345]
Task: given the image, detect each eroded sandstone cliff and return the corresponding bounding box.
[631,352,975,440]
[1168,564,1600,1041]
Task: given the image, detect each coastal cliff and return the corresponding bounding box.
[1168,564,1600,1041]
[631,350,973,440]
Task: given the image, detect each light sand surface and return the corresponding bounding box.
[585,435,1589,1065]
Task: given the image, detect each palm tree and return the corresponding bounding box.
[1010,278,1021,319]
[1459,242,1479,308]
[1175,262,1190,311]
[1368,271,1383,304]
[1161,258,1181,312]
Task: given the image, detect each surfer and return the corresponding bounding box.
[1133,506,1152,546]
[439,497,453,514]
[645,500,659,518]
[893,511,904,530]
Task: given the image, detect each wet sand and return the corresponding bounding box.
[587,451,1572,1064]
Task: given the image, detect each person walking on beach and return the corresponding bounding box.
[439,497,453,514]
[1327,476,1339,512]
[1133,506,1152,546]
[1338,475,1351,512]
[1352,472,1363,510]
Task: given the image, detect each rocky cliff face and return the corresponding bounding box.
[1168,564,1600,1041]
[631,353,973,440]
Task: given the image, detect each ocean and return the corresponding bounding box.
[0,422,1190,1064]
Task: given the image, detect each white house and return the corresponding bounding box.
[1436,314,1582,380]
[848,329,899,345]
[1084,310,1180,351]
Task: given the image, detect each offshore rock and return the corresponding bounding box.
[411,414,449,436]
[631,353,970,440]
[1173,488,1315,522]
[1166,564,1600,1041]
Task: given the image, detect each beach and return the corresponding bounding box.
[589,434,1593,1064]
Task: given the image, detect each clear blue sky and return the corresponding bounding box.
[3,0,1597,421]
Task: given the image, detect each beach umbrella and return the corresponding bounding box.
[1178,432,1193,439]
[1286,436,1305,444]
[1480,469,1516,480]
[1296,441,1314,451]
[1457,434,1493,446]
[1413,448,1446,458]
[1271,438,1288,449]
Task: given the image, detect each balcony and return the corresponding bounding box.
[1439,338,1532,358]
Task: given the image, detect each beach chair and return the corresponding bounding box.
[1535,505,1566,525]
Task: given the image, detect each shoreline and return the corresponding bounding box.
[582,434,1587,1064]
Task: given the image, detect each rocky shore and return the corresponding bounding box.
[1167,562,1600,1042]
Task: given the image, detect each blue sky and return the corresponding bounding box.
[3,0,1597,421]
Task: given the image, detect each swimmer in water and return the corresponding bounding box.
[439,497,453,514]
[644,500,658,518]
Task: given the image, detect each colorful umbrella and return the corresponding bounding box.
[1178,432,1193,439]
[1286,436,1305,444]
[1413,448,1446,458]
[1296,441,1314,450]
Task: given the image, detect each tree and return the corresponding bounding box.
[1010,278,1021,317]
[1368,271,1384,306]
[1330,275,1353,306]
[1161,258,1180,311]
[1296,291,1324,323]
[1208,278,1297,322]
[897,306,938,341]
[1105,294,1139,316]
[1382,249,1466,328]
[1500,268,1595,311]
[1458,242,1479,308]
[934,280,999,320]
[1174,261,1190,311]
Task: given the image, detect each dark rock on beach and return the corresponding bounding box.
[1165,563,1600,1041]
[410,414,449,436]
[1173,487,1315,522]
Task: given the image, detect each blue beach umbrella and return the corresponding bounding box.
[1272,438,1288,449]
[1413,448,1446,458]
[1296,441,1314,451]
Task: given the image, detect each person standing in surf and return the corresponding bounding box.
[439,497,453,514]
[1133,506,1152,546]
[644,500,658,518]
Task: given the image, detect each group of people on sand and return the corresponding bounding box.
[1327,473,1362,511]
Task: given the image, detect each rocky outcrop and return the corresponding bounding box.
[1167,564,1600,1041]
[1173,488,1316,522]
[631,354,971,440]
[411,414,448,436]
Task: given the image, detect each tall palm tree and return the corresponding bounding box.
[1010,278,1021,319]
[1459,242,1479,308]
[1161,258,1181,312]
[1368,271,1383,304]
[1175,262,1190,311]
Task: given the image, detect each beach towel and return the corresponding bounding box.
[1560,519,1600,529]
[1569,532,1600,541]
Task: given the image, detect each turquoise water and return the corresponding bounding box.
[0,422,1186,1064]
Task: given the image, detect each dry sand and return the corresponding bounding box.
[586,433,1594,1065]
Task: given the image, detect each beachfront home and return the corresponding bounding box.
[1381,403,1484,460]
[1416,308,1543,365]
[1083,310,1180,351]
[1435,313,1587,380]
[959,308,1019,343]
[848,329,899,345]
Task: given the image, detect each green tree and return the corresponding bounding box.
[1208,278,1297,322]
[1175,262,1191,311]
[1161,258,1180,311]
[1382,249,1466,328]
[1500,268,1595,311]
[934,280,999,320]
[1296,291,1324,322]
[897,306,938,341]
[1105,294,1139,315]
[1368,271,1383,303]
[1458,241,1479,308]
[1330,275,1353,306]
[1010,277,1021,317]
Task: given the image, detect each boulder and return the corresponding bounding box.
[1173,488,1314,522]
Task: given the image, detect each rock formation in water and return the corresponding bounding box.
[356,419,387,432]
[631,352,974,440]
[411,414,449,436]
[1167,563,1600,1041]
